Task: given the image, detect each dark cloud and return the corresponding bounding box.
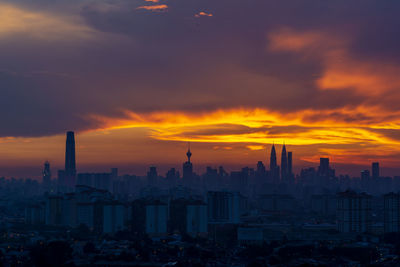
[0,0,400,137]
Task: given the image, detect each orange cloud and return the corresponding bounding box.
[136,5,168,11]
[195,11,213,18]
[88,107,400,147]
[145,0,160,2]
[268,27,400,97]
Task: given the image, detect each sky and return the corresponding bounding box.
[1,0,400,178]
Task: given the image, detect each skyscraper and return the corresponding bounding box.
[269,144,279,183]
[42,161,51,192]
[59,131,77,192]
[372,162,380,179]
[288,152,293,177]
[270,144,277,171]
[281,144,288,181]
[65,131,76,177]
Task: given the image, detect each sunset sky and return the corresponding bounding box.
[1,0,400,178]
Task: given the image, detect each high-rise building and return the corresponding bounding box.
[288,152,293,176]
[59,131,77,192]
[337,190,372,233]
[319,158,329,176]
[384,193,400,233]
[42,161,52,191]
[281,144,288,181]
[372,162,380,179]
[269,144,280,183]
[65,131,76,177]
[147,166,158,186]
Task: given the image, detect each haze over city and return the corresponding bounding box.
[1,0,400,178]
[2,1,400,266]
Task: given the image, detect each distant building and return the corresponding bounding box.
[169,199,207,236]
[45,195,63,225]
[337,190,372,233]
[281,144,288,182]
[145,200,168,236]
[103,202,126,234]
[42,161,51,192]
[207,191,247,224]
[269,144,280,183]
[182,145,193,184]
[384,192,400,233]
[58,131,77,192]
[147,166,158,187]
[372,162,380,179]
[288,152,293,177]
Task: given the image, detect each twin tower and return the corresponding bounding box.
[269,144,293,183]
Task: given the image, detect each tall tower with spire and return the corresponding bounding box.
[281,144,288,181]
[65,131,76,177]
[183,143,193,181]
[269,144,280,183]
[64,131,76,190]
[270,144,277,170]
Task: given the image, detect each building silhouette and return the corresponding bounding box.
[337,190,371,233]
[384,192,400,233]
[183,144,193,182]
[372,162,380,179]
[281,144,288,182]
[58,131,77,192]
[288,151,293,177]
[65,131,76,177]
[42,161,51,192]
[269,144,280,183]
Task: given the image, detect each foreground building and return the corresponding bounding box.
[337,190,372,233]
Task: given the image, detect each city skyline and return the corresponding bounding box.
[1,130,395,180]
[1,0,400,177]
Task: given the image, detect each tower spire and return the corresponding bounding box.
[186,142,192,163]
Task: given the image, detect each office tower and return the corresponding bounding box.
[318,158,329,176]
[42,161,51,191]
[269,144,280,183]
[372,162,380,179]
[337,190,372,233]
[281,144,288,181]
[384,193,400,233]
[65,131,76,177]
[288,152,293,176]
[183,144,193,181]
[147,166,158,186]
[59,131,77,192]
